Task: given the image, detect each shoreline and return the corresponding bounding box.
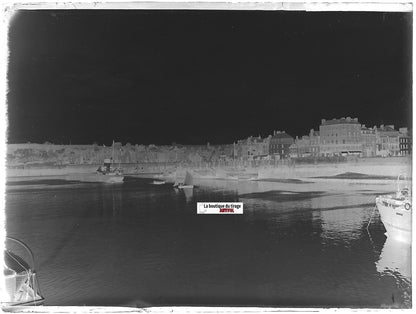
[6,157,411,183]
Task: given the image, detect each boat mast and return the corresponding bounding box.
[112,140,115,166]
[233,142,236,168]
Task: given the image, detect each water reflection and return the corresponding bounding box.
[101,185,123,217]
[376,236,412,307]
[311,193,374,211]
[377,236,411,280]
[5,177,412,307]
[311,194,369,243]
[312,205,369,243]
[183,188,193,202]
[193,177,396,196]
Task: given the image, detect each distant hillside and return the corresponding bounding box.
[6,143,234,167]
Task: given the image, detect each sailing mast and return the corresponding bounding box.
[233,142,236,168]
[112,140,115,168]
[184,171,193,186]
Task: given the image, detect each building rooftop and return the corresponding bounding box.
[238,136,268,144]
[361,126,376,132]
[271,132,293,139]
[310,130,320,136]
[321,117,359,126]
[377,125,398,132]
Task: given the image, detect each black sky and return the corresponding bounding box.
[7,10,412,145]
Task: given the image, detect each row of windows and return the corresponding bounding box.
[323,132,361,137]
[381,138,399,143]
[322,145,361,151]
[322,139,361,144]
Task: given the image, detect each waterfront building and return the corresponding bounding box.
[375,125,400,157]
[237,135,270,160]
[289,143,298,158]
[361,125,377,157]
[399,127,412,156]
[269,131,294,159]
[289,129,320,158]
[319,117,362,156]
[292,136,312,157]
[309,129,320,157]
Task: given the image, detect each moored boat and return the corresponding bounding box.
[67,142,124,183]
[375,175,412,244]
[175,171,194,189]
[95,159,124,183]
[2,237,44,306]
[94,172,124,183]
[152,180,166,185]
[66,172,124,184]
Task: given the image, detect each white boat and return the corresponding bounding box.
[2,237,44,306]
[375,175,412,244]
[94,141,124,183]
[95,172,124,184]
[66,146,124,183]
[176,171,194,189]
[85,158,124,183]
[178,185,194,189]
[67,171,124,184]
[152,180,166,185]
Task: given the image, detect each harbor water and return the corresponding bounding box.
[5,177,412,307]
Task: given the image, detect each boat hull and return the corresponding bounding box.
[3,238,45,307]
[178,185,194,189]
[376,198,412,244]
[66,173,124,184]
[152,181,166,185]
